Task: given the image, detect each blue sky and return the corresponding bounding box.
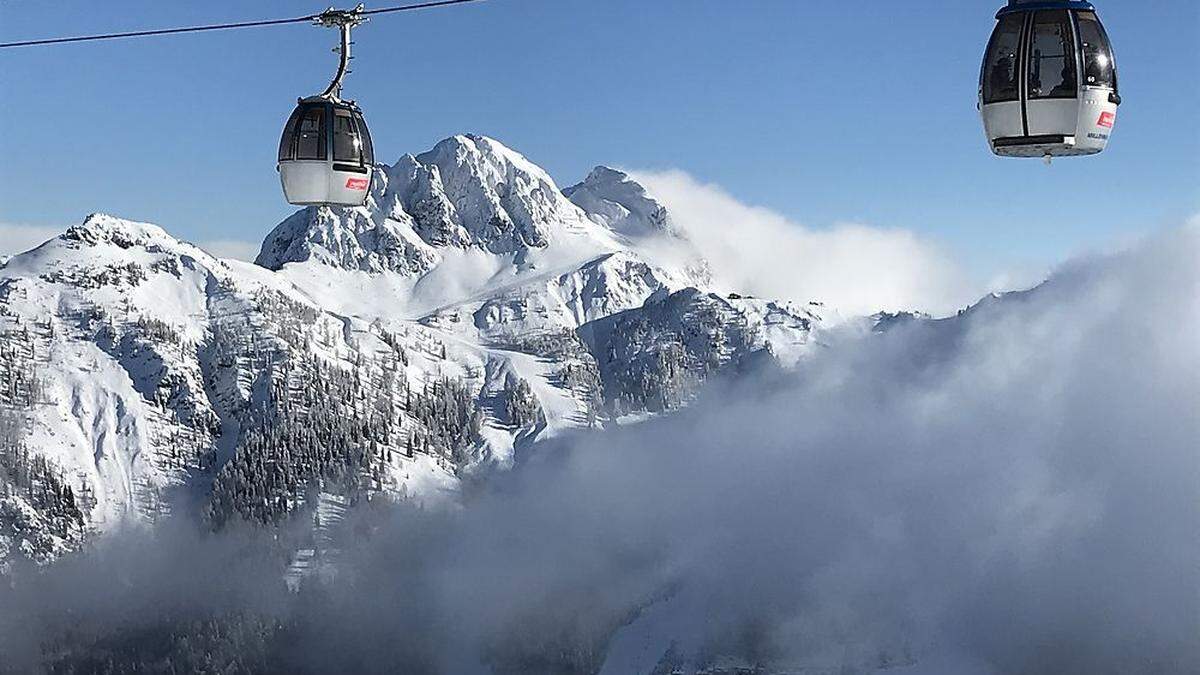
[1,0,1197,273]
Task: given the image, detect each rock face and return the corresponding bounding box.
[420,251,684,343]
[580,288,821,415]
[257,135,605,274]
[0,136,824,566]
[395,135,598,252]
[256,187,440,275]
[565,166,677,239]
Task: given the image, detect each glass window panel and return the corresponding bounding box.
[296,106,326,160]
[1028,10,1077,99]
[354,113,374,165]
[333,110,362,163]
[1077,11,1115,91]
[983,14,1024,104]
[278,108,303,161]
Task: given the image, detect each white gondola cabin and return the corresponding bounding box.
[980,0,1120,159]
[278,97,374,206]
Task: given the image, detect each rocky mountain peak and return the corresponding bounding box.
[255,199,439,275]
[394,134,595,253]
[62,213,176,250]
[565,166,677,239]
[256,135,608,274]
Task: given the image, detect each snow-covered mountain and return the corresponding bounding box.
[0,135,826,566]
[565,166,679,239]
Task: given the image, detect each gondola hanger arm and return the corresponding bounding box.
[314,5,368,101]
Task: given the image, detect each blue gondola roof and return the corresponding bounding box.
[996,1,1096,18]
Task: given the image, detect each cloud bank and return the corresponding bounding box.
[630,170,979,317]
[1,226,1197,674]
[0,223,64,259]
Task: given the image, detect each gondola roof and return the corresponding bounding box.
[997,1,1096,19]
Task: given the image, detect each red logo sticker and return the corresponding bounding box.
[345,177,369,190]
[1097,112,1115,128]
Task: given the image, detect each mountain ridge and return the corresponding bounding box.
[0,135,826,566]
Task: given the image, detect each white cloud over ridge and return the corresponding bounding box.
[0,223,64,259]
[630,169,980,317]
[2,225,1195,673]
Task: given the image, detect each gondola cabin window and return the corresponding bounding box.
[983,13,1024,103]
[1028,10,1078,99]
[296,107,326,161]
[332,109,363,164]
[1077,10,1116,90]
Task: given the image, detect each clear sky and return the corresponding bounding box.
[1,0,1197,273]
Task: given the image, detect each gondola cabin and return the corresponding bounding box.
[980,0,1120,159]
[278,97,375,206]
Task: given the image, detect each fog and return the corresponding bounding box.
[2,225,1197,674]
[629,169,977,317]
